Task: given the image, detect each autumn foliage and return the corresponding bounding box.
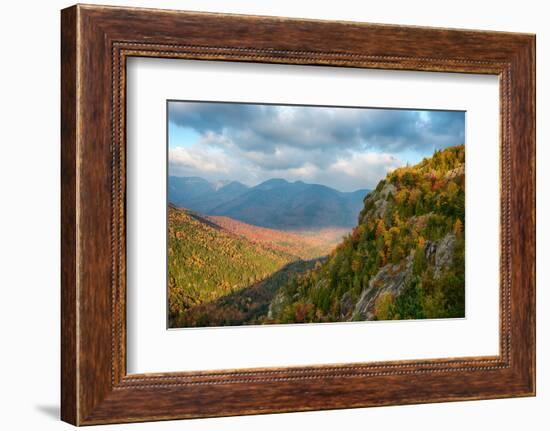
[168,145,466,327]
[269,145,466,323]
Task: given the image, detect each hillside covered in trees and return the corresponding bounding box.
[168,145,466,327]
[267,145,466,323]
[168,206,339,327]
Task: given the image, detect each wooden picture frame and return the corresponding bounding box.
[61,4,535,425]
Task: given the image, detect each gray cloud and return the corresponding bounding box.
[168,101,464,191]
[169,102,464,154]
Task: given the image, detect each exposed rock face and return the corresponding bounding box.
[379,182,397,199]
[444,164,465,180]
[339,291,355,318]
[352,233,456,320]
[371,183,396,219]
[434,233,456,278]
[352,252,413,320]
[424,232,456,279]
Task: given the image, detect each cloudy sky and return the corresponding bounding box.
[168,101,465,192]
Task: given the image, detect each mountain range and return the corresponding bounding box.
[168,176,370,230]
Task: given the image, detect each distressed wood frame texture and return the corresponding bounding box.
[61,4,536,426]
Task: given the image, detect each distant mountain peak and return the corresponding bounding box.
[256,177,288,186]
[217,181,249,195]
[168,175,371,229]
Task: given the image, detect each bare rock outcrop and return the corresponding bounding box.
[351,233,456,320]
[444,164,465,180]
[371,183,396,219]
[352,252,414,320]
[434,233,456,278]
[424,232,456,279]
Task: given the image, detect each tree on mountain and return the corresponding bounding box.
[269,145,465,324]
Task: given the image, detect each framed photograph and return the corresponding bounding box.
[61,4,535,425]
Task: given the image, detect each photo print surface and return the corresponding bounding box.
[167,101,466,328]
